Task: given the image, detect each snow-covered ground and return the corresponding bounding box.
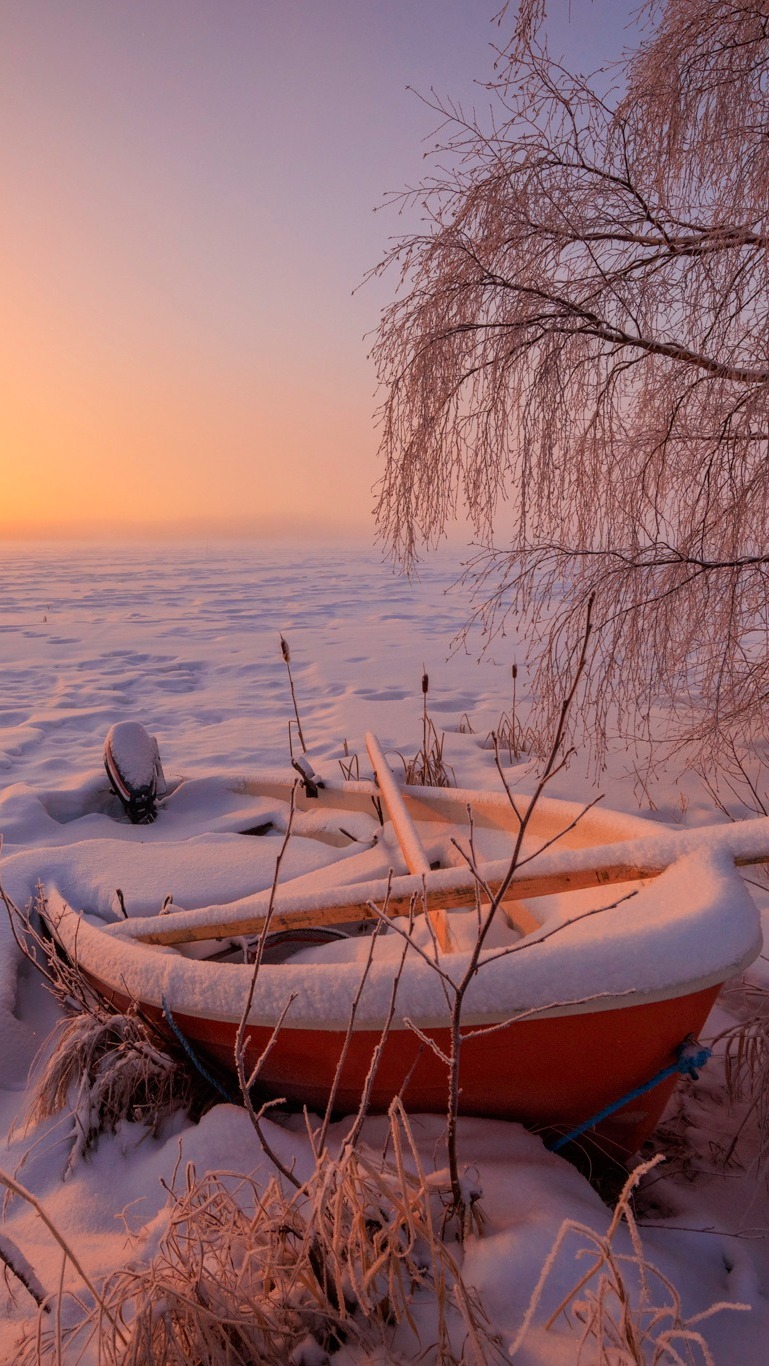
[0,540,767,1363]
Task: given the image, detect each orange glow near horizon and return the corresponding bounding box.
[1,2,632,545]
[0,2,398,543]
[0,252,375,538]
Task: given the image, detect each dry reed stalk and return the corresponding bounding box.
[400,672,455,788]
[280,634,308,755]
[338,739,360,781]
[485,662,536,762]
[510,1156,748,1364]
[706,979,769,1178]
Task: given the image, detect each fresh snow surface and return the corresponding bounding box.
[0,540,768,1362]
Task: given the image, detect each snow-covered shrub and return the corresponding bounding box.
[26,1007,196,1165]
[3,887,207,1166]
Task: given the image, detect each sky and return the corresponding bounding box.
[1,1,636,544]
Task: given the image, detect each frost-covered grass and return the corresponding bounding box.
[2,888,209,1174]
[17,1102,504,1365]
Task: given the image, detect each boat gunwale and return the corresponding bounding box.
[76,953,755,1031]
[45,857,762,1033]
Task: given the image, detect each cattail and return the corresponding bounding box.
[279,634,307,753]
[511,662,519,758]
[421,669,430,762]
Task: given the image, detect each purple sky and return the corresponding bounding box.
[1,1,636,542]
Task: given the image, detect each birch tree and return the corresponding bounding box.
[372,1,769,771]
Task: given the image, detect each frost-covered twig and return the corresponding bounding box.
[315,877,393,1157]
[0,1231,48,1311]
[235,785,301,1189]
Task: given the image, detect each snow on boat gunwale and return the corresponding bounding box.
[46,845,760,1031]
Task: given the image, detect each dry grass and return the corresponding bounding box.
[26,1008,195,1170]
[338,738,360,781]
[706,978,769,1178]
[20,1102,504,1365]
[484,713,536,764]
[401,716,455,788]
[3,887,209,1171]
[510,1157,748,1364]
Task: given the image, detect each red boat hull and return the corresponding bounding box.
[93,973,719,1159]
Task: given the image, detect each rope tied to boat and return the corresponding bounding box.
[675,1039,712,1079]
[161,995,234,1102]
[546,1035,712,1154]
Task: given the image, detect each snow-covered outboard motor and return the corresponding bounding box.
[104,721,166,824]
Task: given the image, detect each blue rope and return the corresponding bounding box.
[161,995,234,1101]
[547,1036,712,1153]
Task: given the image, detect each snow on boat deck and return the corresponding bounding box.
[2,764,763,1030]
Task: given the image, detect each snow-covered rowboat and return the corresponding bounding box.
[41,760,766,1160]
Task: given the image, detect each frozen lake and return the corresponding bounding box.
[0,540,516,786]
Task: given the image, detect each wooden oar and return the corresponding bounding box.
[365,730,453,952]
[107,814,769,948]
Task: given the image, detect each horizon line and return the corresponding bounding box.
[0,517,378,544]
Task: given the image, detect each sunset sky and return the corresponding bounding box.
[2,1,634,543]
